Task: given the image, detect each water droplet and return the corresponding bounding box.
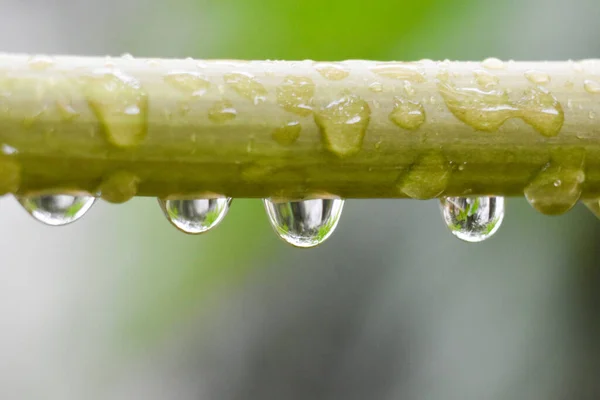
[389,97,425,130]
[158,197,231,234]
[524,155,585,215]
[28,55,54,70]
[482,58,504,70]
[368,82,383,93]
[440,196,504,242]
[314,94,371,157]
[315,63,350,80]
[224,72,267,104]
[517,87,564,137]
[99,171,139,203]
[208,100,237,123]
[263,198,344,248]
[276,76,315,116]
[524,70,550,85]
[438,82,563,136]
[474,69,499,88]
[272,121,301,146]
[164,71,210,97]
[589,111,597,120]
[121,53,134,60]
[82,68,148,148]
[2,144,17,155]
[397,152,450,199]
[370,63,425,82]
[18,194,95,226]
[584,80,600,94]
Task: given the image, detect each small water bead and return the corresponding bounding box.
[368,82,383,93]
[276,75,315,116]
[223,72,267,104]
[263,198,344,248]
[208,100,237,123]
[584,80,600,94]
[438,82,564,137]
[524,70,550,85]
[164,71,210,97]
[158,197,231,234]
[397,152,451,199]
[99,171,139,203]
[272,121,301,146]
[18,194,96,226]
[481,58,504,70]
[315,63,350,80]
[524,161,585,215]
[474,69,499,88]
[370,63,426,82]
[403,81,415,96]
[82,68,148,148]
[389,97,425,130]
[314,94,371,157]
[2,144,17,155]
[439,196,504,243]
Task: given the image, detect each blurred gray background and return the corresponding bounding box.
[0,0,598,399]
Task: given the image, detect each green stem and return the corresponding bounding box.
[0,54,598,212]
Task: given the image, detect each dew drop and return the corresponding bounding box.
[314,94,371,157]
[584,80,600,94]
[315,63,350,80]
[164,71,210,97]
[474,69,499,88]
[208,100,237,123]
[524,156,585,215]
[589,111,596,120]
[272,121,301,146]
[397,152,450,199]
[224,72,267,104]
[98,171,139,203]
[121,53,134,60]
[482,58,504,70]
[438,82,563,136]
[263,198,344,248]
[276,76,315,116]
[524,70,550,85]
[440,196,504,242]
[389,97,425,130]
[368,82,383,93]
[2,144,17,155]
[18,194,95,226]
[370,63,426,82]
[158,197,231,234]
[516,87,564,137]
[82,68,148,148]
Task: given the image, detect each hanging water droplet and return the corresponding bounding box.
[158,197,231,234]
[439,196,504,243]
[263,198,344,248]
[18,194,95,226]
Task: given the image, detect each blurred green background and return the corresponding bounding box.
[0,0,599,398]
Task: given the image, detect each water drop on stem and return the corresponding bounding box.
[439,196,504,242]
[17,194,96,226]
[263,198,344,248]
[158,197,231,234]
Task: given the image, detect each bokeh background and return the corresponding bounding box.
[0,0,599,398]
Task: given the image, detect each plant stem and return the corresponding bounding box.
[0,54,598,208]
